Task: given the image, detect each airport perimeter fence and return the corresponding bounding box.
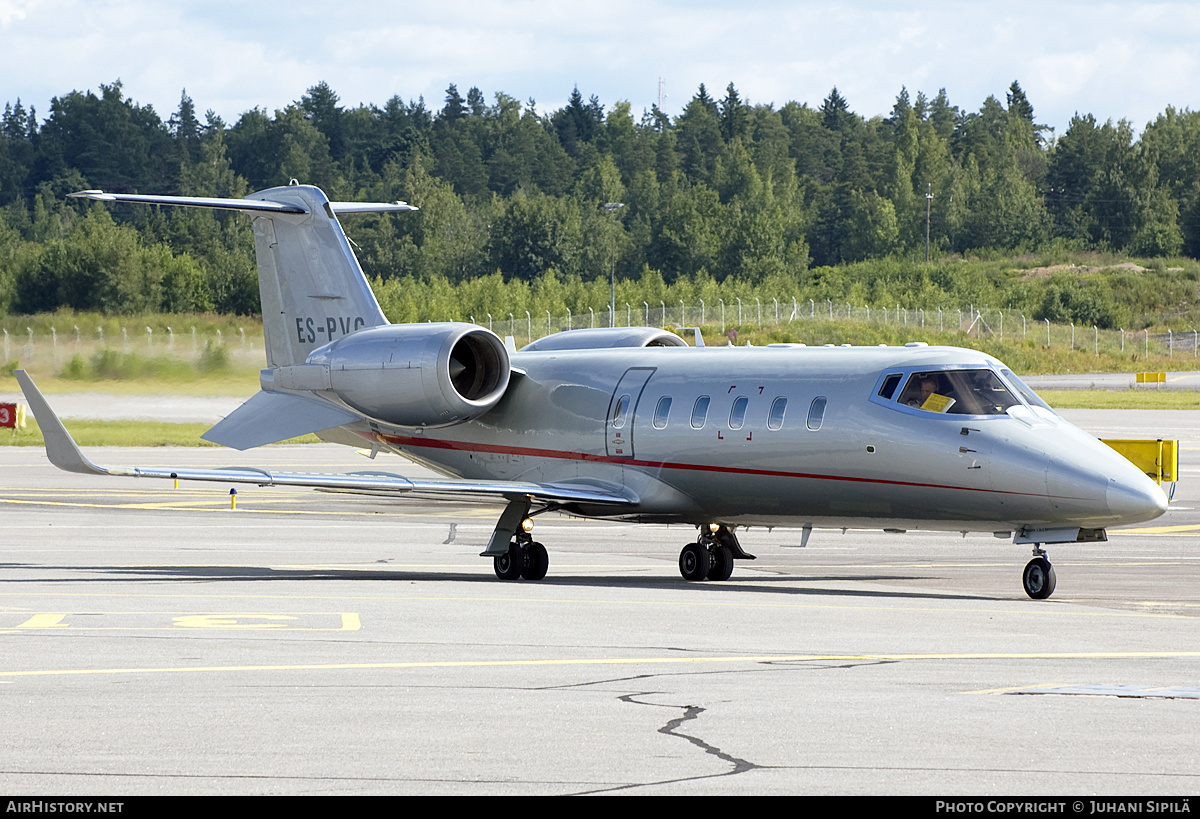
[2,323,264,376]
[4,303,1199,376]
[469,301,1196,361]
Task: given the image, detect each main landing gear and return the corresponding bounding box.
[1022,546,1057,600]
[494,535,549,581]
[679,524,754,581]
[485,499,550,581]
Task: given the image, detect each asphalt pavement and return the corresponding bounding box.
[2,428,1197,795]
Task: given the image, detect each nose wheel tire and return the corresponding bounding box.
[1022,556,1057,599]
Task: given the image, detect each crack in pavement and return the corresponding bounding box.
[574,691,764,794]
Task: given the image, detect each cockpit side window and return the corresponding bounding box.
[899,373,950,411]
[878,373,902,400]
[898,370,1021,415]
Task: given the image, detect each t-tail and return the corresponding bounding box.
[71,183,415,367]
[70,184,512,451]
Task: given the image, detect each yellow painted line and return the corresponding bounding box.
[3,650,1199,679]
[1120,523,1200,534]
[175,614,280,629]
[15,613,68,629]
[0,497,390,516]
[0,496,497,517]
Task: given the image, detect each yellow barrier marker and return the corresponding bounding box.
[229,488,237,510]
[1135,372,1166,388]
[1102,438,1179,484]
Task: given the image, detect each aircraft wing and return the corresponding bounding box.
[13,370,635,509]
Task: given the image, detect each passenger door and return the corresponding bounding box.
[605,368,656,458]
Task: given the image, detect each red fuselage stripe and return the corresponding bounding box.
[372,432,1062,500]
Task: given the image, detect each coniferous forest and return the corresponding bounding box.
[1,79,1199,329]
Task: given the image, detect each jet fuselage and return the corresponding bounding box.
[366,343,1166,534]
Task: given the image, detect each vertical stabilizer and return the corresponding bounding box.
[68,185,417,368]
[246,185,389,367]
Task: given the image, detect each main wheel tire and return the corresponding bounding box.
[707,544,734,581]
[494,544,523,580]
[522,541,549,581]
[1022,557,1057,599]
[679,542,711,581]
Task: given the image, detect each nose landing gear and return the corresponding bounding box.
[1022,546,1057,599]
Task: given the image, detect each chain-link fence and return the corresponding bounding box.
[462,300,1191,359]
[4,305,1195,375]
[2,323,264,375]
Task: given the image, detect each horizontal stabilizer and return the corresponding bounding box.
[69,190,417,215]
[202,391,364,450]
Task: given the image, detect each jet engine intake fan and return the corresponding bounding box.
[305,323,511,427]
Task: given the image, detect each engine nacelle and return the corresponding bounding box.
[520,327,687,352]
[303,323,511,427]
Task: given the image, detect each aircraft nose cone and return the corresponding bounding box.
[1106,477,1168,523]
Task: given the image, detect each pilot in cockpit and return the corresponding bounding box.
[901,373,957,413]
[902,375,938,407]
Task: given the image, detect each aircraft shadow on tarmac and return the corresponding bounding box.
[2,562,1006,602]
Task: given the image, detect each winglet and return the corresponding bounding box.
[12,370,106,475]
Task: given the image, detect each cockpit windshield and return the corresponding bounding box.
[999,368,1055,412]
[897,369,1022,415]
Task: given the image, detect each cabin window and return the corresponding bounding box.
[690,395,711,429]
[807,396,827,430]
[767,397,787,430]
[653,396,672,429]
[878,373,902,400]
[728,396,748,430]
[611,394,630,429]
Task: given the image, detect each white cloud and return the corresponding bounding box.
[0,0,1196,135]
[0,0,36,27]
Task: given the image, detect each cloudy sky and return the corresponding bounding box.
[1,0,1197,137]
